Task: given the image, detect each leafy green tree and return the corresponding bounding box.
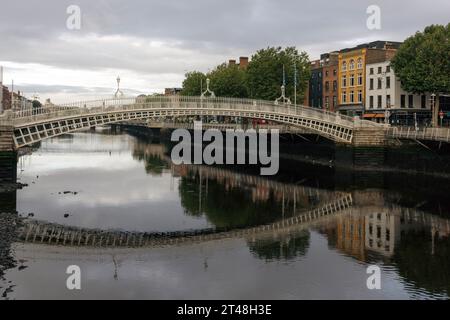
[246,46,310,103]
[32,100,42,109]
[391,24,450,126]
[207,63,248,98]
[181,71,207,96]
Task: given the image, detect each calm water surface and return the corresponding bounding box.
[0,129,449,299]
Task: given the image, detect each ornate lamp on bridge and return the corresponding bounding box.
[200,78,215,98]
[114,75,124,99]
[274,65,291,106]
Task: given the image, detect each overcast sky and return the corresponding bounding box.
[0,0,448,103]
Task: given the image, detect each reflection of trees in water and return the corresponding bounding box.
[179,171,287,229]
[132,143,170,175]
[248,230,310,261]
[393,229,450,296]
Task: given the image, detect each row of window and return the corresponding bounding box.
[341,74,363,88]
[369,65,391,75]
[368,94,428,109]
[341,90,363,104]
[324,80,337,92]
[369,76,391,90]
[311,96,338,109]
[312,69,338,79]
[341,58,363,71]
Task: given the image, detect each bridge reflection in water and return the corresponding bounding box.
[1,131,450,298]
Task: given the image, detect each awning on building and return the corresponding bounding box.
[362,113,376,118]
[375,114,385,118]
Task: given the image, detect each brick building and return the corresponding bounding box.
[308,60,323,109]
[321,52,339,112]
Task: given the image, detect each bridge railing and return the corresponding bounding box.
[389,126,450,142]
[9,96,383,129]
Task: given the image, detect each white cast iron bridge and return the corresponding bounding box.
[0,96,383,148]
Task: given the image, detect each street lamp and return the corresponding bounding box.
[431,93,436,127]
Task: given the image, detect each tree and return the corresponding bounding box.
[207,63,248,98]
[391,24,450,126]
[181,71,207,96]
[32,100,42,109]
[246,46,310,103]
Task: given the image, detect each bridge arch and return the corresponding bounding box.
[3,96,381,148]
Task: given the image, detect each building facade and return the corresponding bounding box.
[337,49,366,116]
[365,60,432,124]
[1,85,11,111]
[337,41,402,117]
[308,60,323,109]
[321,52,339,112]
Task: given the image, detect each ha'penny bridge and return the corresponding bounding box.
[0,96,388,152]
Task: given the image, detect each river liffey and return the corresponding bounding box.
[0,129,449,300]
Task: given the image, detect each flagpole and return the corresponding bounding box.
[294,62,297,106]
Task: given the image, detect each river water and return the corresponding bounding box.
[0,128,449,300]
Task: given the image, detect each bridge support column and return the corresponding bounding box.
[351,127,388,171]
[0,125,17,184]
[0,125,15,153]
[352,127,388,147]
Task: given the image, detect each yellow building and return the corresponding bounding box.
[337,41,403,117]
[338,48,366,117]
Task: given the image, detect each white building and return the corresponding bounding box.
[365,60,432,124]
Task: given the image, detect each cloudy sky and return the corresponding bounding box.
[0,0,448,103]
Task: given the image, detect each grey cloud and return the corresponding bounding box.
[0,0,449,98]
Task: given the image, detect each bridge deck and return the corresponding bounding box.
[0,96,384,148]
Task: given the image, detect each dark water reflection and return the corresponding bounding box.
[0,129,449,299]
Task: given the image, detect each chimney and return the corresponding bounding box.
[229,59,236,66]
[239,57,249,70]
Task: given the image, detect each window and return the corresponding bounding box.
[369,96,374,109]
[333,96,337,108]
[325,70,329,77]
[342,75,347,88]
[325,96,329,109]
[408,95,413,108]
[342,61,347,71]
[377,95,382,108]
[386,95,391,108]
[358,90,362,103]
[350,74,355,86]
[342,92,347,103]
[358,73,363,86]
[350,90,354,103]
[378,66,382,74]
[333,69,337,76]
[386,76,391,89]
[349,59,355,70]
[370,68,374,75]
[357,58,363,69]
[318,72,322,78]
[421,95,426,108]
[369,78,374,90]
[401,95,406,108]
[333,80,337,92]
[325,81,330,92]
[386,65,391,73]
[378,78,382,89]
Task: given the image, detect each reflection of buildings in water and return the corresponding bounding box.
[318,201,450,262]
[365,212,400,257]
[318,212,366,261]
